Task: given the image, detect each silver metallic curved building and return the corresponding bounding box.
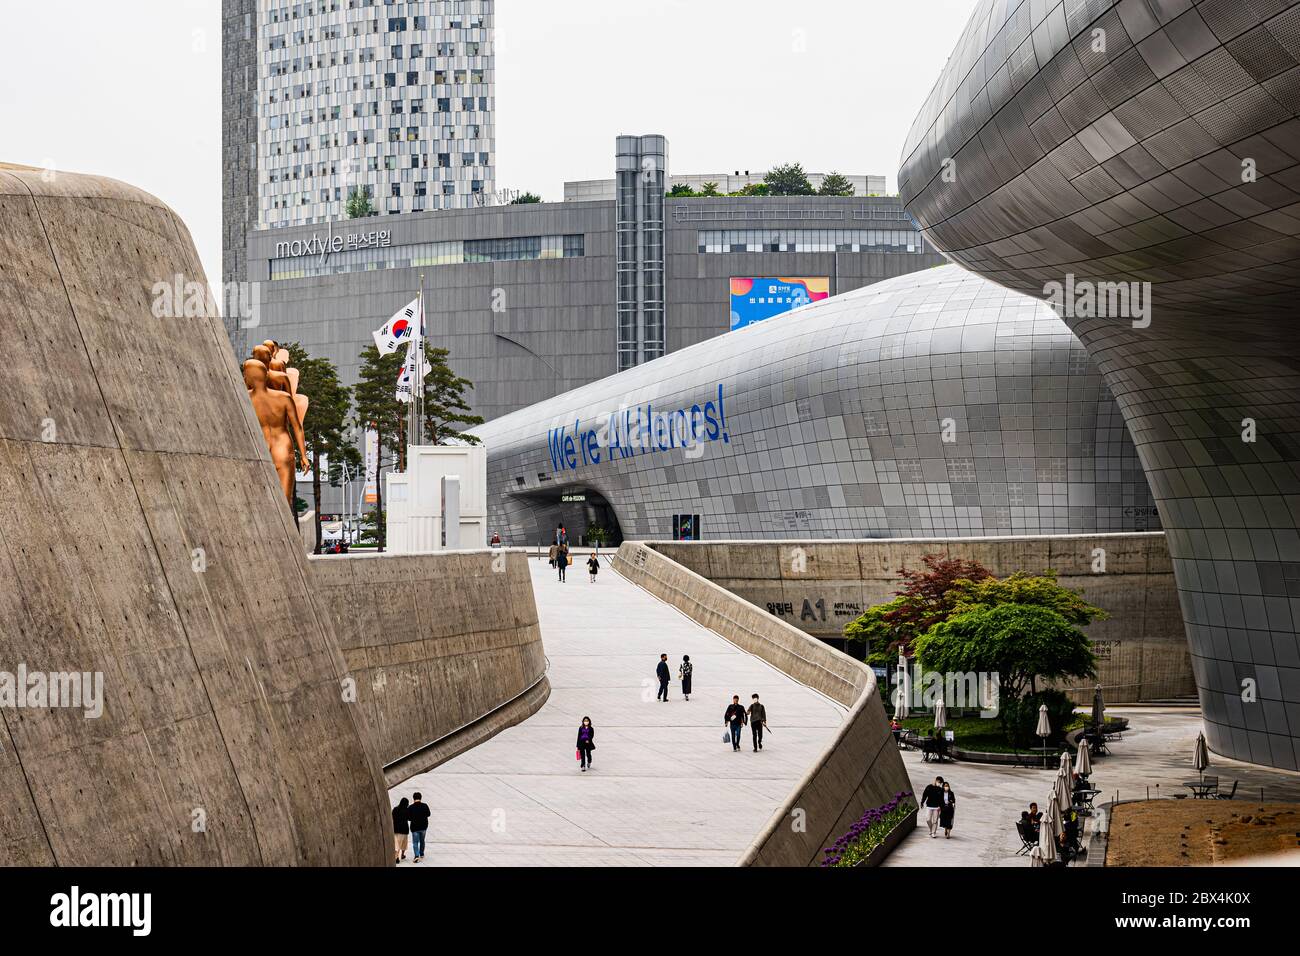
[900,0,1300,769]
[476,264,1157,544]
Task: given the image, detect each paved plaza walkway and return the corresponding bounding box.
[884,708,1300,867]
[391,554,848,866]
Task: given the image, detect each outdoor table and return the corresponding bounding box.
[1074,789,1100,809]
[1183,780,1216,799]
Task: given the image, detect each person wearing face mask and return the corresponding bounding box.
[575,716,596,772]
[938,780,957,838]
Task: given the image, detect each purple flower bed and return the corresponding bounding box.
[821,791,915,867]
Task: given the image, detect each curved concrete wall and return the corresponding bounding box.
[612,541,913,866]
[646,534,1193,701]
[307,549,549,785]
[898,0,1300,769]
[0,165,389,865]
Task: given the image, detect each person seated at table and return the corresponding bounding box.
[890,717,901,733]
[1027,802,1043,833]
[1071,771,1089,793]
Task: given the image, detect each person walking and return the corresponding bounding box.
[556,541,569,582]
[747,694,767,752]
[938,780,956,838]
[656,654,671,701]
[407,792,431,862]
[548,542,558,570]
[575,716,596,772]
[587,553,599,582]
[678,655,693,700]
[392,797,410,864]
[555,524,568,546]
[724,695,747,751]
[920,776,945,838]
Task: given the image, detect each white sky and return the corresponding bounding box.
[0,0,978,285]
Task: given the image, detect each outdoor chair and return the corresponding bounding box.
[1015,821,1037,856]
[1213,780,1238,800]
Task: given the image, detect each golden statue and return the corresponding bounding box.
[242,339,310,506]
[244,359,308,504]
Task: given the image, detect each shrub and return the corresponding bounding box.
[1001,689,1076,749]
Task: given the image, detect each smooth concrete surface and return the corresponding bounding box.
[649,534,1193,702]
[391,555,850,866]
[0,165,389,865]
[612,542,914,866]
[309,548,548,785]
[884,708,1300,868]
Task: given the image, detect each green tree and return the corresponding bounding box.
[914,602,1097,743]
[844,554,993,662]
[698,181,720,196]
[667,183,697,197]
[730,182,770,196]
[346,184,374,218]
[353,344,407,551]
[946,571,1107,628]
[510,192,542,204]
[285,345,359,555]
[817,171,855,196]
[763,162,815,196]
[420,345,485,444]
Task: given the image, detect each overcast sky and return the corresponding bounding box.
[0,0,977,285]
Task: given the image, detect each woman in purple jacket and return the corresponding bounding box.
[576,716,596,772]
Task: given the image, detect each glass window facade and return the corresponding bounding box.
[270,233,584,279]
[697,228,925,254]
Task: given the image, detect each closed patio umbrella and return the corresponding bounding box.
[1030,845,1043,868]
[895,653,909,720]
[1038,806,1058,863]
[1194,731,1210,783]
[1043,797,1064,840]
[1092,684,1104,731]
[1036,703,1051,767]
[933,697,948,731]
[1075,738,1092,777]
[1053,773,1071,814]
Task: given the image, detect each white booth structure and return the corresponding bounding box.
[385,444,487,553]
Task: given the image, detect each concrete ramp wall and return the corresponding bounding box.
[613,542,913,867]
[0,166,389,865]
[308,549,549,785]
[647,534,1191,702]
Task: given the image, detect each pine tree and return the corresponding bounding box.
[421,345,485,444]
[763,162,815,196]
[285,344,359,554]
[352,344,406,551]
[817,171,855,196]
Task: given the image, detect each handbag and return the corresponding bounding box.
[567,555,573,565]
[575,749,581,761]
[722,730,731,743]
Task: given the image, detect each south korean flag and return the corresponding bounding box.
[373,296,419,354]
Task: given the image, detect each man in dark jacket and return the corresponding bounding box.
[656,654,671,701]
[724,695,747,751]
[747,694,767,752]
[920,776,945,838]
[407,792,432,862]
